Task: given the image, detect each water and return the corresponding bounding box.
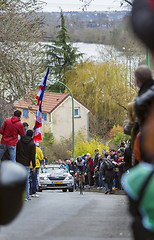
[72,42,145,78]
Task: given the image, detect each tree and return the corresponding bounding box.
[121,0,133,6]
[45,10,82,92]
[65,60,136,136]
[79,0,133,9]
[0,0,46,116]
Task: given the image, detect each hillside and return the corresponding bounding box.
[38,11,130,43]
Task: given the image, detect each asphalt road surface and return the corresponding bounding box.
[0,191,133,240]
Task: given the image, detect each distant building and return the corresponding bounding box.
[14,91,90,141]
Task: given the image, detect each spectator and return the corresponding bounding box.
[122,2,154,239]
[118,148,126,190]
[58,159,62,164]
[93,149,99,169]
[43,156,48,165]
[65,159,70,171]
[97,154,103,190]
[93,165,99,187]
[40,155,48,165]
[120,139,126,148]
[135,65,154,97]
[102,149,106,156]
[112,150,120,190]
[82,154,88,186]
[31,141,43,198]
[86,153,94,186]
[23,122,29,134]
[101,152,114,194]
[124,140,132,170]
[69,158,75,174]
[0,110,25,162]
[124,66,154,166]
[16,129,36,201]
[109,149,117,190]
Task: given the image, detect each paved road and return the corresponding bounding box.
[0,191,133,240]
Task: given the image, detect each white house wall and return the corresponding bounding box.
[52,97,89,141]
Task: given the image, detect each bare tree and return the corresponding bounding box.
[79,0,133,10]
[0,0,46,112]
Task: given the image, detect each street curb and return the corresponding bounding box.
[84,188,126,195]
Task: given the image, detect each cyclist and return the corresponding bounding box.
[74,156,86,188]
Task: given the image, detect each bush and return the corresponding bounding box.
[67,131,109,158]
[107,125,130,148]
[40,131,109,162]
[40,136,72,162]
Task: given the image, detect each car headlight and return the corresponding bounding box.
[65,176,72,180]
[44,177,48,180]
[40,177,48,180]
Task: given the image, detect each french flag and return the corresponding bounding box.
[36,67,50,106]
[33,68,50,142]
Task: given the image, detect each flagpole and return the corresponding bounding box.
[34,68,50,142]
[57,80,75,159]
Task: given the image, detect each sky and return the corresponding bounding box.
[42,0,129,12]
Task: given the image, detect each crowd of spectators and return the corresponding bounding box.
[64,140,131,194]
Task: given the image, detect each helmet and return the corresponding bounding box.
[77,156,82,162]
[0,161,27,225]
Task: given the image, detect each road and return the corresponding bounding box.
[0,191,133,240]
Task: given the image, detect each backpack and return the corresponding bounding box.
[105,160,114,170]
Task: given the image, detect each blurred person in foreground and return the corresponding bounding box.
[122,1,154,239]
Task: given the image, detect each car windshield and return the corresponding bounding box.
[40,166,68,174]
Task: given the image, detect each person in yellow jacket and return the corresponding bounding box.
[30,141,44,197]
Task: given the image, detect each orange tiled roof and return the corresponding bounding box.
[14,91,69,113]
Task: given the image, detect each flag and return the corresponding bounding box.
[36,67,50,106]
[33,68,49,142]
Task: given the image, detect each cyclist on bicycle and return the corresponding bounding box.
[74,156,86,187]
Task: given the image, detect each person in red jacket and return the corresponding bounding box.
[87,153,94,186]
[0,110,25,162]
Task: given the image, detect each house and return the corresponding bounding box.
[14,91,90,141]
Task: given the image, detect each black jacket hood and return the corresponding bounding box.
[21,135,33,144]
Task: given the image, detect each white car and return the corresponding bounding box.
[37,164,74,192]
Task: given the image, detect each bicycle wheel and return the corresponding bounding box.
[79,175,83,195]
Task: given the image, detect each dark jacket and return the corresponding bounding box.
[16,135,36,167]
[101,159,114,179]
[93,153,99,168]
[138,79,154,96]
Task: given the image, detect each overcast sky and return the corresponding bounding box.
[42,0,129,12]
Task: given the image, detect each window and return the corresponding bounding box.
[74,107,80,118]
[42,112,47,121]
[23,109,28,118]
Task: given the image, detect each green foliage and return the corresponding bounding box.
[66,60,136,136]
[67,131,109,158]
[107,125,130,148]
[40,132,54,158]
[46,82,63,93]
[43,132,54,145]
[45,10,82,90]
